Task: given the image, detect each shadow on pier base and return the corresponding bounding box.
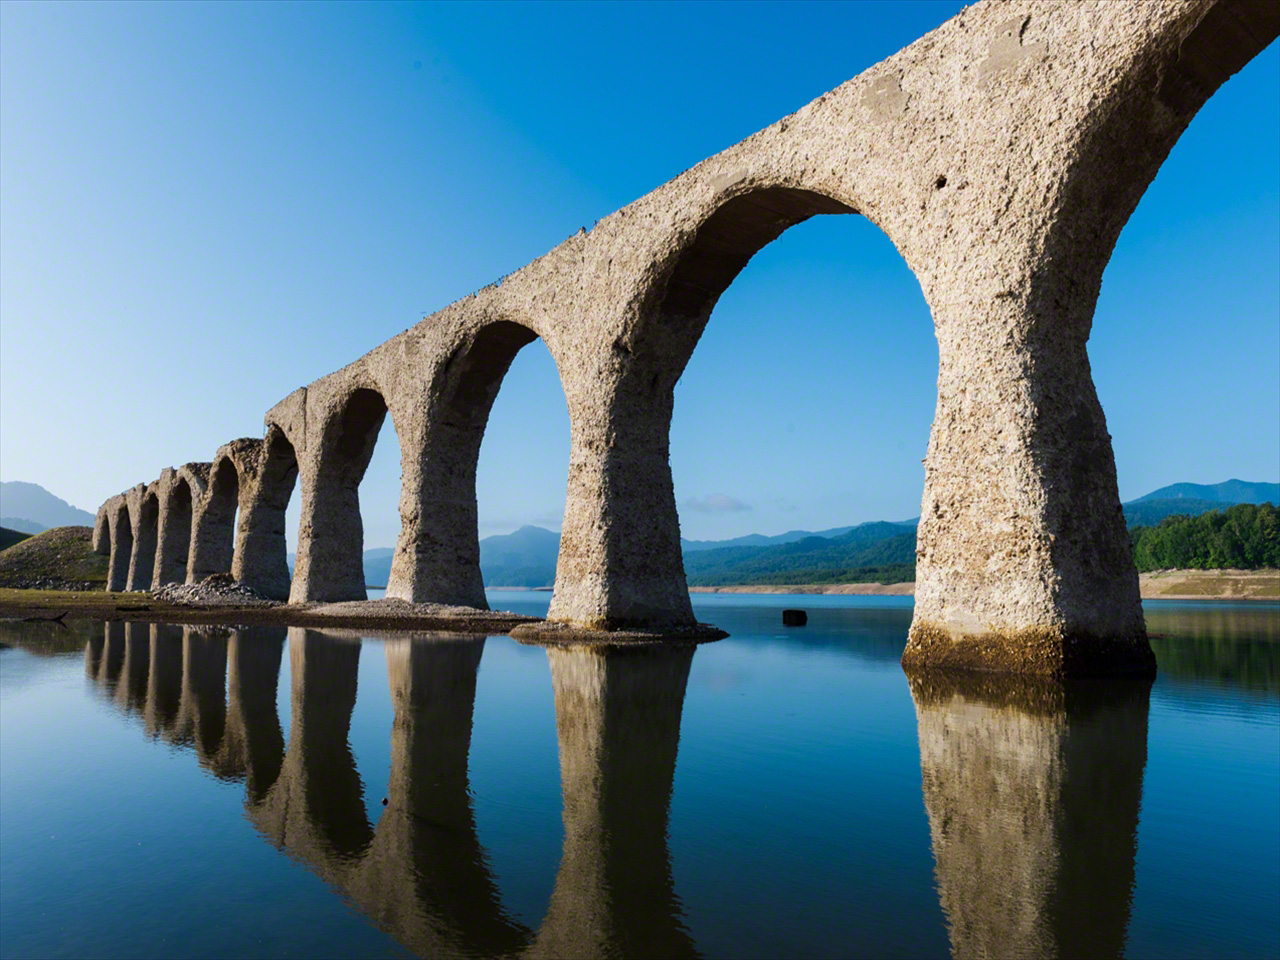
[902,621,1156,678]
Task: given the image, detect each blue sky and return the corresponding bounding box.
[1,1,1276,549]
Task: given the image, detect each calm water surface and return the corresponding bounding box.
[1,595,1277,959]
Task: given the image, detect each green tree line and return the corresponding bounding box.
[1130,502,1279,572]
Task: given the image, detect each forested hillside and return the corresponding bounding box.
[1131,503,1279,572]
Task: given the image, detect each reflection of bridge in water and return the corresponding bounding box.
[86,624,699,959]
[85,624,1154,958]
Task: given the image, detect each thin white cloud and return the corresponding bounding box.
[684,493,752,513]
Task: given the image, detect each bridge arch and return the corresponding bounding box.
[153,471,194,588]
[549,181,911,631]
[388,317,569,607]
[126,486,160,591]
[291,385,397,602]
[188,455,240,583]
[232,426,298,600]
[105,497,133,592]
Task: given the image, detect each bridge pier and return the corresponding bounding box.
[905,277,1154,676]
[290,390,387,604]
[125,484,158,592]
[544,377,698,634]
[105,496,132,592]
[230,431,297,601]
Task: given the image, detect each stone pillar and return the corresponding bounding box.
[126,487,159,592]
[187,458,239,584]
[92,506,110,555]
[106,499,132,592]
[530,644,698,959]
[231,432,296,601]
[547,376,695,633]
[290,391,386,603]
[906,669,1150,959]
[904,277,1155,677]
[386,413,489,608]
[153,468,195,589]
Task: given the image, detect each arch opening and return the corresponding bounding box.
[470,324,570,595]
[292,386,397,603]
[154,478,193,588]
[665,192,935,591]
[387,319,570,607]
[659,188,856,332]
[192,457,240,582]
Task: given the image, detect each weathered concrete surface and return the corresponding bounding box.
[97,0,1278,672]
[907,669,1151,958]
[125,483,159,592]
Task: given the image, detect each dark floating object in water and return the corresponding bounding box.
[782,609,807,627]
[381,797,389,806]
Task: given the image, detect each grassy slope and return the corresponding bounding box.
[0,526,108,588]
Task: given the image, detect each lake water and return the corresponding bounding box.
[1,595,1277,959]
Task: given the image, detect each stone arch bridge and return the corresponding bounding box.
[95,0,1277,674]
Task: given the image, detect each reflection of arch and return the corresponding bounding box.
[188,457,240,583]
[91,628,703,958]
[389,320,557,608]
[153,469,195,588]
[173,627,230,772]
[216,628,287,800]
[145,624,185,739]
[97,622,126,689]
[250,629,374,861]
[113,622,151,713]
[291,388,392,603]
[906,669,1151,959]
[530,644,699,959]
[126,487,160,591]
[105,498,133,592]
[352,637,530,957]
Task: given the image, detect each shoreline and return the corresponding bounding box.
[688,568,1280,601]
[0,589,535,634]
[2,568,1275,630]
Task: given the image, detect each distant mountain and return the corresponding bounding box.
[0,483,95,529]
[350,477,1279,590]
[1,517,46,535]
[1132,480,1279,505]
[682,526,856,552]
[683,521,918,586]
[480,525,561,587]
[360,528,564,588]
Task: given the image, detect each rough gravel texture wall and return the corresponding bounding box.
[96,0,1277,673]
